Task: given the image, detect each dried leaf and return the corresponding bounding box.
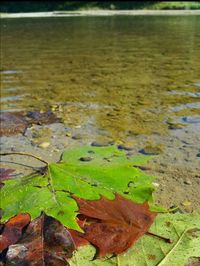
[73,194,157,257]
[0,213,30,251]
[5,213,75,266]
[69,213,200,266]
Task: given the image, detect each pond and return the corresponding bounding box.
[1,15,200,139]
[1,15,200,212]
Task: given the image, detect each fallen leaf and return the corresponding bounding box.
[69,213,200,266]
[1,145,157,231]
[73,194,157,257]
[5,213,76,266]
[0,213,30,251]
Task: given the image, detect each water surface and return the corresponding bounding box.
[1,16,200,140]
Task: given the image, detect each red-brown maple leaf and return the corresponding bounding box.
[73,194,157,257]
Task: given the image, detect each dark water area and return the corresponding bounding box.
[1,15,200,140]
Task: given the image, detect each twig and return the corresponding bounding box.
[146,231,172,243]
[0,152,48,166]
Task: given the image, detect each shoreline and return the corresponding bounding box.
[1,9,200,18]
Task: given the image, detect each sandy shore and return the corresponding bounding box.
[1,10,200,18]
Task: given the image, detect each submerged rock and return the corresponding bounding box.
[26,110,61,125]
[91,140,114,147]
[72,134,82,140]
[38,142,50,149]
[118,143,135,151]
[140,142,164,155]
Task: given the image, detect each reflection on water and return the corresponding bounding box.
[172,102,200,112]
[0,95,24,102]
[1,87,17,91]
[193,83,200,87]
[1,16,200,140]
[1,70,20,74]
[170,90,200,97]
[181,116,200,124]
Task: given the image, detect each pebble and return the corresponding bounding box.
[91,141,113,147]
[72,134,82,140]
[118,144,134,151]
[66,132,71,137]
[139,142,164,155]
[184,179,192,185]
[139,148,159,156]
[133,165,152,171]
[79,157,93,162]
[152,182,160,187]
[7,244,27,261]
[182,201,192,207]
[39,142,50,148]
[53,148,60,152]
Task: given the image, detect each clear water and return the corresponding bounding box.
[1,15,200,140]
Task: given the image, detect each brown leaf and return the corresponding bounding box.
[68,220,89,248]
[0,213,30,251]
[73,194,157,257]
[5,213,75,266]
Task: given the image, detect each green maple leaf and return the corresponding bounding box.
[1,145,157,230]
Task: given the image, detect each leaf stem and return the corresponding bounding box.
[0,152,48,166]
[146,231,172,243]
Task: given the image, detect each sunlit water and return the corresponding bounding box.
[1,16,200,140]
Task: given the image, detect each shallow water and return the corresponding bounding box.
[1,16,200,141]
